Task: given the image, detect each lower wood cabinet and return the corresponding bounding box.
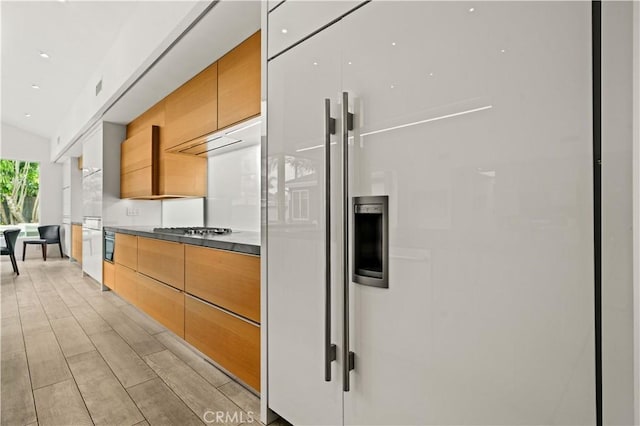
[71,224,82,264]
[103,261,115,290]
[137,273,185,338]
[185,245,260,323]
[138,237,184,290]
[115,263,138,306]
[115,233,138,270]
[185,295,260,391]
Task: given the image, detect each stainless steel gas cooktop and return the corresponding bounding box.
[153,227,232,236]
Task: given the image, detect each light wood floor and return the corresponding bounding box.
[1,257,280,426]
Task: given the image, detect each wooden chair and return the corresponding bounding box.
[22,225,63,261]
[2,229,21,275]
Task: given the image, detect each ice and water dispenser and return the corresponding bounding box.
[352,196,389,288]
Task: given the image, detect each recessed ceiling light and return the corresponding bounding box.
[313,62,318,66]
[31,84,40,89]
[39,51,49,59]
[500,49,506,53]
[25,113,31,118]
[391,42,397,46]
[281,28,288,34]
[469,7,475,12]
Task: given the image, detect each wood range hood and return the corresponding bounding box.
[167,116,261,158]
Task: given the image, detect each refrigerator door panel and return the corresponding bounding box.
[82,225,102,283]
[267,20,344,426]
[82,170,103,219]
[341,2,595,425]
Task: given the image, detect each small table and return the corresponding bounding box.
[23,239,49,261]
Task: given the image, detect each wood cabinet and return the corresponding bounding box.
[71,224,82,264]
[114,233,137,270]
[137,273,184,337]
[218,31,261,129]
[124,101,207,199]
[120,126,159,198]
[185,246,260,323]
[103,261,115,290]
[115,264,138,306]
[185,295,260,391]
[137,237,184,290]
[164,63,218,150]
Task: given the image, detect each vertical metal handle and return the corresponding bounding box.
[324,99,337,382]
[342,92,355,392]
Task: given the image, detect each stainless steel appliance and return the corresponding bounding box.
[153,227,232,236]
[104,230,115,263]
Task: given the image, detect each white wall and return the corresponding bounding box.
[1,122,63,258]
[50,1,209,160]
[207,145,260,232]
[602,2,636,424]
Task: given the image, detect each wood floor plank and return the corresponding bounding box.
[89,330,156,388]
[53,282,87,308]
[1,315,25,358]
[89,298,165,356]
[127,378,203,426]
[38,291,73,320]
[219,381,261,421]
[50,316,95,358]
[120,304,166,335]
[19,304,51,338]
[1,351,37,426]
[24,330,71,389]
[69,303,113,336]
[67,350,145,426]
[155,331,231,388]
[33,379,92,426]
[1,281,19,319]
[144,350,243,423]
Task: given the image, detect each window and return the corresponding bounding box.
[291,189,309,221]
[0,159,40,236]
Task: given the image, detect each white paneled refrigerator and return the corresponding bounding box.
[266,1,596,425]
[81,122,126,285]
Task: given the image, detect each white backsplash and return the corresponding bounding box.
[162,198,205,227]
[207,144,260,232]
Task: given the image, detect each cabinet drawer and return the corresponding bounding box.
[268,1,364,58]
[185,245,260,323]
[115,233,137,270]
[103,261,115,290]
[115,264,138,306]
[185,295,260,391]
[218,31,261,129]
[164,63,218,150]
[138,237,184,290]
[137,273,184,338]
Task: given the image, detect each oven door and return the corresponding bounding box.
[104,231,115,262]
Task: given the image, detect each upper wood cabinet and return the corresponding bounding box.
[120,126,159,198]
[164,63,218,150]
[218,31,261,129]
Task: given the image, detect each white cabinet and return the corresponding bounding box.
[81,122,126,283]
[267,2,596,425]
[267,0,363,59]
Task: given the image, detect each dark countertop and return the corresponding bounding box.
[103,226,260,256]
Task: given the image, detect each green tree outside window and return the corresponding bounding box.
[0,159,40,225]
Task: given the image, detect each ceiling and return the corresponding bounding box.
[1,1,141,139]
[1,0,261,153]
